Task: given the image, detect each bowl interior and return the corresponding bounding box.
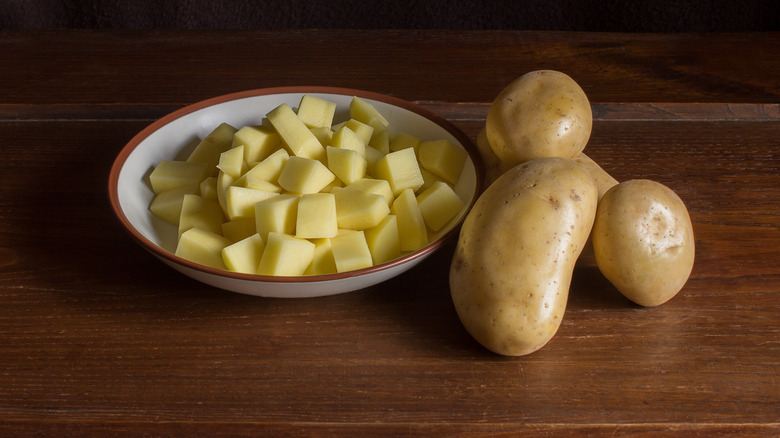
[110,87,482,297]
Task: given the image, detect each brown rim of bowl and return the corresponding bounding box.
[108,86,485,284]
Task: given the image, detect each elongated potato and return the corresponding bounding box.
[486,70,592,166]
[450,157,598,356]
[592,179,695,306]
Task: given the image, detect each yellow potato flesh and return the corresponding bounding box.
[450,157,598,356]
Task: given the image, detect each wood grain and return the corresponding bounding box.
[0,30,778,436]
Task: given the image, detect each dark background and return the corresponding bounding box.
[2,0,778,31]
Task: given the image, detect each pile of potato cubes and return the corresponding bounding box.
[147,95,470,276]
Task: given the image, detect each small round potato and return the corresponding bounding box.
[475,127,512,186]
[592,179,695,306]
[486,70,592,166]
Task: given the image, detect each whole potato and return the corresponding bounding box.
[592,179,695,306]
[573,153,618,201]
[486,70,592,166]
[450,157,598,356]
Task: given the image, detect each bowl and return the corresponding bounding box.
[108,86,484,298]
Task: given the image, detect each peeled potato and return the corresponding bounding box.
[592,179,695,306]
[486,70,592,166]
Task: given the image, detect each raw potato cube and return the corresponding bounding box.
[331,230,373,273]
[304,238,337,276]
[392,188,428,252]
[178,194,225,237]
[345,178,394,206]
[330,125,366,157]
[175,227,231,270]
[266,103,326,161]
[365,214,401,265]
[310,126,334,147]
[350,96,389,131]
[225,186,279,220]
[277,156,336,194]
[244,148,289,185]
[149,160,208,194]
[297,94,337,129]
[199,176,218,200]
[255,194,300,239]
[221,217,257,243]
[343,119,374,145]
[364,145,385,178]
[389,132,421,152]
[149,184,199,225]
[369,129,391,154]
[417,139,468,185]
[222,233,265,274]
[296,193,338,239]
[374,147,424,195]
[327,146,366,186]
[217,145,246,179]
[418,168,442,193]
[416,181,465,231]
[187,123,238,173]
[232,125,280,164]
[216,170,235,216]
[257,232,315,276]
[244,177,282,194]
[333,187,390,230]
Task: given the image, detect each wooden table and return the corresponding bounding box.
[1,30,778,436]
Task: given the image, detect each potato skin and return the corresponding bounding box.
[592,179,695,306]
[486,70,592,166]
[449,157,598,356]
[475,127,512,186]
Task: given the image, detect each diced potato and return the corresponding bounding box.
[417,139,468,185]
[333,187,390,230]
[364,145,385,178]
[296,193,338,239]
[331,230,373,273]
[255,194,300,239]
[217,145,246,179]
[244,148,289,185]
[199,176,218,200]
[365,214,401,265]
[149,184,199,225]
[350,96,389,131]
[221,217,257,243]
[266,103,326,161]
[297,94,337,129]
[416,181,465,231]
[418,167,442,193]
[327,146,366,186]
[277,156,336,194]
[232,125,280,164]
[178,193,225,237]
[257,232,315,276]
[175,227,231,270]
[244,178,282,194]
[374,147,424,195]
[369,129,391,154]
[222,233,265,274]
[392,188,428,252]
[186,123,238,174]
[310,126,334,147]
[304,238,337,276]
[225,186,279,220]
[149,160,208,194]
[216,170,234,216]
[389,132,421,152]
[330,125,366,158]
[343,119,374,145]
[345,177,394,206]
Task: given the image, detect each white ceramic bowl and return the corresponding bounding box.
[109,86,484,298]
